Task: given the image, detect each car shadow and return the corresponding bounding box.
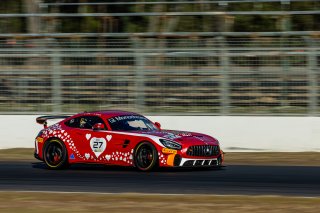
[31,162,225,173]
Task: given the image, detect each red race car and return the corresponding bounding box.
[34,110,224,171]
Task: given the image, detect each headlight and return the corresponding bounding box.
[159,139,182,150]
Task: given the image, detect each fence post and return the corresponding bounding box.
[280,36,289,109]
[305,37,318,115]
[51,48,62,113]
[133,36,145,113]
[218,36,230,115]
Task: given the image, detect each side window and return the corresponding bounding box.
[65,117,81,128]
[81,116,107,129]
[65,116,107,130]
[88,116,106,129]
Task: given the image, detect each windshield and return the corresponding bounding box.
[108,115,158,131]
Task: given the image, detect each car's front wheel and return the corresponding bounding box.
[134,142,158,171]
[43,139,68,169]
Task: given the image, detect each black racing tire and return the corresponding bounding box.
[43,138,68,169]
[134,142,158,171]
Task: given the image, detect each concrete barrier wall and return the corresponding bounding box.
[0,115,319,152]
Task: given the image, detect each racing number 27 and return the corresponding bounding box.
[93,141,103,149]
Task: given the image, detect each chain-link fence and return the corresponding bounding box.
[0,35,319,115]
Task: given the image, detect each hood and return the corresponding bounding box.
[132,129,219,146]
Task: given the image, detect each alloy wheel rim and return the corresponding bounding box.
[137,145,154,169]
[46,143,63,166]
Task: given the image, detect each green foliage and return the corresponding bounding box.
[0,0,24,33]
[0,0,320,33]
[234,15,278,32]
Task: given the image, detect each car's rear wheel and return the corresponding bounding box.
[134,142,158,171]
[43,139,68,169]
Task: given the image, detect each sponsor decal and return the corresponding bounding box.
[163,132,181,140]
[108,115,148,123]
[90,137,107,158]
[36,137,44,143]
[162,148,177,154]
[179,132,192,137]
[163,131,192,137]
[69,153,75,160]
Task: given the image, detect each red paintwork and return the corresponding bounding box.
[34,110,223,168]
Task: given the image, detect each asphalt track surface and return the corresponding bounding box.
[0,161,319,196]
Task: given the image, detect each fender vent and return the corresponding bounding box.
[122,140,130,148]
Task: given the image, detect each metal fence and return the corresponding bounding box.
[0,34,319,115]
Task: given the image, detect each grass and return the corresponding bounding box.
[1,148,320,166]
[0,192,319,213]
[0,148,35,161]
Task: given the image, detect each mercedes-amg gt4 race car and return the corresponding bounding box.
[34,110,224,171]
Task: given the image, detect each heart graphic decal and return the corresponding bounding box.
[105,155,111,161]
[106,135,112,142]
[85,133,91,140]
[90,137,107,158]
[85,153,90,159]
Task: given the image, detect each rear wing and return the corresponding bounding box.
[36,115,70,128]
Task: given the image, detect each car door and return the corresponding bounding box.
[83,116,133,164]
[66,115,108,162]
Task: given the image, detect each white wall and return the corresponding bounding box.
[151,116,320,152]
[0,115,319,152]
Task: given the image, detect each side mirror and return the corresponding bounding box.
[154,122,161,129]
[92,123,105,131]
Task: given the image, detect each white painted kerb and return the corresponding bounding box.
[0,115,319,152]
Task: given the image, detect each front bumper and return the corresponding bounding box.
[179,157,222,167]
[161,147,224,167]
[163,153,223,167]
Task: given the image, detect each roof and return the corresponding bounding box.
[74,110,141,119]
